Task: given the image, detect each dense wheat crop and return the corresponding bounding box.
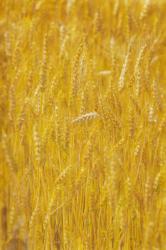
[0,0,166,249]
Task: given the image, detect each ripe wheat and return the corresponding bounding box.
[0,0,166,250]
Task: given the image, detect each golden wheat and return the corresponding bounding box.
[0,0,166,250]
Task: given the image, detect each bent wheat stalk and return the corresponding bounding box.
[72,112,99,123]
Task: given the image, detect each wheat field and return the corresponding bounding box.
[0,0,166,249]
